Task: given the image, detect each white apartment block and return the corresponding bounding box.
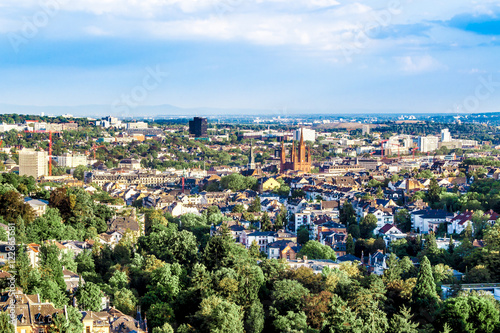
[418,136,439,153]
[19,149,48,178]
[127,122,148,129]
[441,128,451,142]
[57,153,88,168]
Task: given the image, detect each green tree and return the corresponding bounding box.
[76,282,102,311]
[152,323,174,333]
[340,202,356,227]
[273,311,308,333]
[272,279,309,314]
[202,228,234,270]
[412,256,439,313]
[260,212,272,231]
[114,288,138,316]
[33,278,68,308]
[388,306,419,333]
[15,245,31,292]
[244,300,265,333]
[0,312,14,333]
[321,294,363,333]
[297,226,310,245]
[39,243,66,291]
[195,295,244,333]
[298,241,337,260]
[438,295,499,333]
[249,240,261,258]
[395,209,411,233]
[248,196,261,213]
[73,165,89,181]
[427,178,442,206]
[360,214,378,238]
[231,204,245,213]
[146,302,175,331]
[275,207,287,231]
[346,234,355,255]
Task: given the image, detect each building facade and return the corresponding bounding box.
[19,149,48,178]
[293,128,316,142]
[189,117,208,137]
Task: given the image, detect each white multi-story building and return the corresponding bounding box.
[19,149,48,178]
[57,153,88,168]
[293,128,316,142]
[127,121,148,129]
[418,136,439,153]
[240,231,277,252]
[362,124,370,135]
[441,128,452,142]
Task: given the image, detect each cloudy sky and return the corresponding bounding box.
[0,0,499,115]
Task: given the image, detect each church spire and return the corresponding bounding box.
[248,140,256,170]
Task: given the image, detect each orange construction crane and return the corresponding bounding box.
[380,139,389,157]
[91,145,106,159]
[412,147,419,160]
[393,143,401,159]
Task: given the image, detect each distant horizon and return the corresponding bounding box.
[0,102,499,119]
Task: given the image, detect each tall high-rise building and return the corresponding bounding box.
[19,149,48,178]
[362,124,370,135]
[189,117,208,137]
[293,128,316,142]
[441,128,451,142]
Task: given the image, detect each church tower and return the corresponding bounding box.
[248,140,256,170]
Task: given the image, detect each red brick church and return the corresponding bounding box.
[280,128,312,173]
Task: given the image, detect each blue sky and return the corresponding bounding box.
[0,0,500,115]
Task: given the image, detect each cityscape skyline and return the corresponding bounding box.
[0,0,499,115]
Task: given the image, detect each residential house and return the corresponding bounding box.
[411,209,454,234]
[448,210,474,234]
[267,240,299,260]
[24,198,48,217]
[63,268,83,292]
[259,177,281,192]
[286,258,339,274]
[107,216,141,236]
[240,231,277,252]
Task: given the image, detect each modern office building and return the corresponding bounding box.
[19,149,48,178]
[189,117,208,137]
[293,128,316,142]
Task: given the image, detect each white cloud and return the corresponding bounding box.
[396,55,446,73]
[1,0,498,63]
